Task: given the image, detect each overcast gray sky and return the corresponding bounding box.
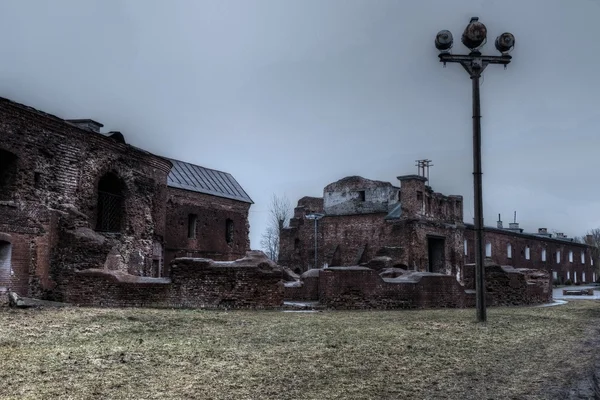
[0,0,599,247]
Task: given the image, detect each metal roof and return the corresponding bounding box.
[167,158,253,204]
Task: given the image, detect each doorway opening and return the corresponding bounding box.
[427,236,445,273]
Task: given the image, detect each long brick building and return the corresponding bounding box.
[0,96,252,300]
[279,173,597,284]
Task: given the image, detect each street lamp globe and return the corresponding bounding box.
[461,17,487,51]
[435,30,453,52]
[495,32,515,54]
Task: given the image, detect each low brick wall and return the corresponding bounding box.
[317,267,474,309]
[283,269,320,301]
[463,263,551,306]
[64,252,284,309]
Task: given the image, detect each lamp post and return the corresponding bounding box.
[434,17,515,323]
[305,213,325,269]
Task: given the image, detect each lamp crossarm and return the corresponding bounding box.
[438,53,512,77]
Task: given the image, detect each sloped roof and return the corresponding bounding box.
[167,158,253,204]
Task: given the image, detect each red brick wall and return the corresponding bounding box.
[463,263,552,306]
[64,256,283,309]
[316,268,472,309]
[464,227,596,284]
[283,276,319,301]
[0,96,171,298]
[164,187,251,268]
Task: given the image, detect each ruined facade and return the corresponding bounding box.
[279,173,597,284]
[0,96,252,301]
[280,175,465,276]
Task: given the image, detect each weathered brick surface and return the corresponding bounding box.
[164,187,250,269]
[280,175,465,275]
[463,262,551,306]
[464,227,596,284]
[316,267,472,309]
[283,270,320,301]
[64,252,284,309]
[0,96,253,304]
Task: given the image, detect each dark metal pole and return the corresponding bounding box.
[471,68,487,323]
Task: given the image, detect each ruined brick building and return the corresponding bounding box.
[0,96,252,300]
[279,173,597,284]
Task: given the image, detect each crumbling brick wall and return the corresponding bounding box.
[64,251,284,309]
[164,187,251,270]
[316,267,472,309]
[0,96,171,298]
[283,270,320,301]
[463,262,551,305]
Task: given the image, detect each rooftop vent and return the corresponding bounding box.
[538,228,548,234]
[66,119,104,133]
[508,222,520,230]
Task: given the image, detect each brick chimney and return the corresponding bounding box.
[497,214,503,229]
[397,175,428,218]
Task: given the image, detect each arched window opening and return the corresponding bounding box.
[0,241,11,292]
[0,149,18,200]
[96,172,125,232]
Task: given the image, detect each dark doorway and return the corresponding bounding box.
[427,237,445,273]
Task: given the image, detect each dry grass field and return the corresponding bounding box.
[1,301,599,400]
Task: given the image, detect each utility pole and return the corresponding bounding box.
[434,17,515,323]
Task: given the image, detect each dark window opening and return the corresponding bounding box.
[416,191,423,201]
[96,172,125,232]
[0,149,18,200]
[226,219,234,244]
[397,191,401,201]
[294,238,300,250]
[188,214,197,239]
[358,191,366,201]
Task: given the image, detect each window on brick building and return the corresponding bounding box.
[542,248,547,262]
[226,219,234,244]
[568,250,573,263]
[552,271,558,280]
[567,271,570,281]
[0,241,11,292]
[0,149,18,200]
[485,242,492,257]
[417,191,423,201]
[556,251,561,264]
[525,246,530,260]
[583,272,586,283]
[464,240,468,255]
[188,214,197,239]
[507,243,512,259]
[357,191,366,201]
[96,172,125,232]
[581,251,585,264]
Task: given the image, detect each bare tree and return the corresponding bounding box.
[260,194,292,261]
